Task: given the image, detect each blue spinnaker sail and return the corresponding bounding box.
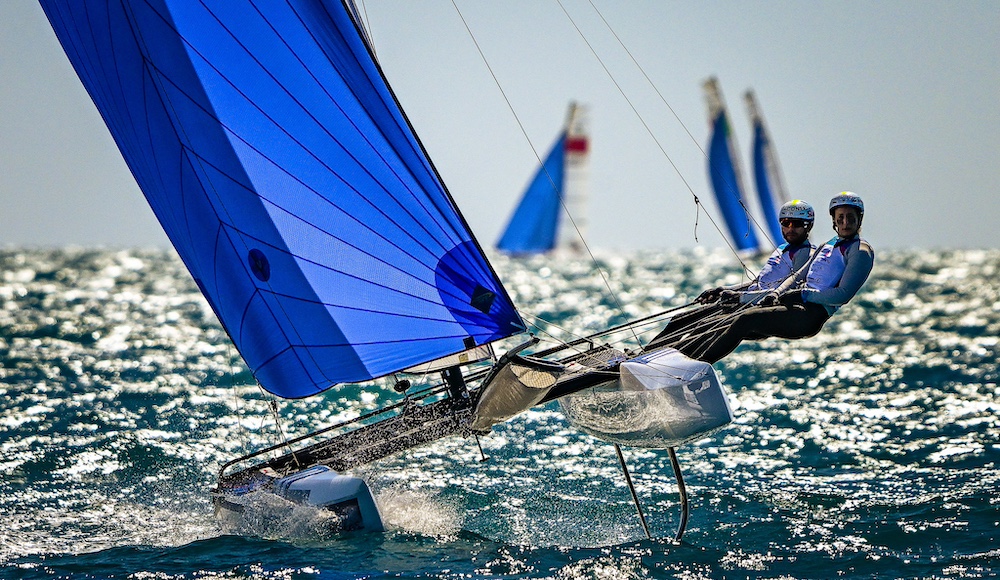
[40,0,524,398]
[707,112,759,254]
[496,133,566,254]
[704,78,759,254]
[747,90,787,246]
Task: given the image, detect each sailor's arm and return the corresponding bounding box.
[802,241,875,308]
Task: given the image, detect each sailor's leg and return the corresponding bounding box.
[646,304,728,350]
[670,311,739,360]
[694,303,830,364]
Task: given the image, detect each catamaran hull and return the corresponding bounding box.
[558,348,733,448]
[213,465,384,535]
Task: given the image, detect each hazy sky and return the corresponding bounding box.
[2,1,997,251]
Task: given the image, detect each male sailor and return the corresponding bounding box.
[671,192,874,364]
[646,199,817,350]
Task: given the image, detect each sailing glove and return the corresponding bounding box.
[778,290,805,306]
[718,289,741,304]
[695,287,723,304]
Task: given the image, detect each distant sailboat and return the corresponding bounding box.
[496,103,589,256]
[745,90,790,247]
[40,0,732,539]
[703,77,761,256]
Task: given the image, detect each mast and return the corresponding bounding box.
[560,102,590,256]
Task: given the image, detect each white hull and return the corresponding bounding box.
[559,348,733,448]
[214,465,384,535]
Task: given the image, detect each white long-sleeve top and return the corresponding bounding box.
[777,234,875,315]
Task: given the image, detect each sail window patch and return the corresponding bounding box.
[248,249,270,282]
[471,285,496,314]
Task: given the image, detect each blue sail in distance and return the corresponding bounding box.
[496,133,567,254]
[497,103,589,255]
[39,0,525,398]
[703,78,760,254]
[746,90,788,247]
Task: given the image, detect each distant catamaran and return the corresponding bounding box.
[704,78,790,255]
[496,103,590,256]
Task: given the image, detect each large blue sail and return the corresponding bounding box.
[704,78,759,254]
[39,0,524,398]
[746,90,788,247]
[496,133,566,254]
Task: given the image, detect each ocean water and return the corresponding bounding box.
[1,247,997,579]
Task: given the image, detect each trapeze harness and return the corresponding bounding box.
[749,241,815,291]
[737,240,816,304]
[799,235,866,314]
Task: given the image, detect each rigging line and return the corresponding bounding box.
[517,306,677,360]
[254,384,279,450]
[353,0,377,59]
[528,301,699,359]
[522,308,670,350]
[448,0,638,344]
[586,0,778,261]
[517,312,618,358]
[265,393,294,457]
[554,0,746,271]
[228,341,250,458]
[655,306,754,360]
[654,299,757,345]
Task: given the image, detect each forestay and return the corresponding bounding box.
[40,0,524,398]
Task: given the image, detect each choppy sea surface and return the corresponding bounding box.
[1,247,998,579]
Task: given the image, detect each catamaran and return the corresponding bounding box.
[39,0,734,539]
